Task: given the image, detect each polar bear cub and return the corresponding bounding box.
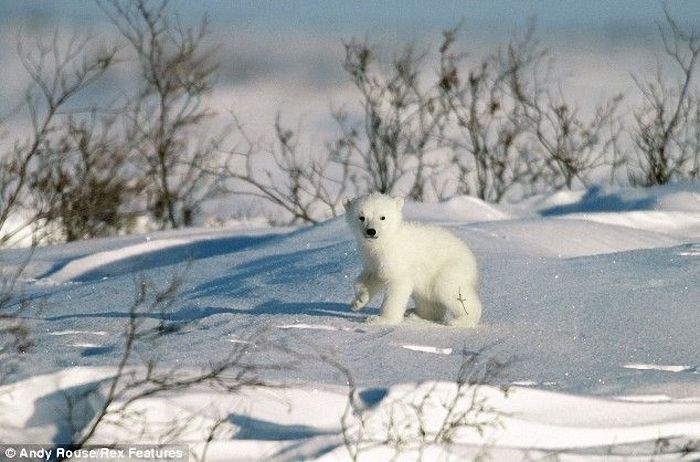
[344,192,482,326]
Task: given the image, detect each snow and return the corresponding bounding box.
[623,364,697,373]
[401,344,454,355]
[1,183,699,460]
[404,195,511,224]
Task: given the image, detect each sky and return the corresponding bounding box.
[2,1,700,41]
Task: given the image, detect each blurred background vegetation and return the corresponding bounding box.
[0,0,699,244]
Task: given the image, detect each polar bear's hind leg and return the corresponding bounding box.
[433,265,481,327]
[445,287,482,327]
[414,296,446,322]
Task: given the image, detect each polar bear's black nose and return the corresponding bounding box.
[366,228,376,236]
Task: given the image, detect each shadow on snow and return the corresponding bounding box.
[185,243,352,300]
[45,301,360,323]
[39,233,281,282]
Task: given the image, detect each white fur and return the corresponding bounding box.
[344,192,482,327]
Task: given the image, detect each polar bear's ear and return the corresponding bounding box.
[393,196,405,211]
[343,198,354,211]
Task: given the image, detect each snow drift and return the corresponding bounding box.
[1,184,699,460]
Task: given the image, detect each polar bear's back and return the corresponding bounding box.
[401,221,472,250]
[396,221,477,275]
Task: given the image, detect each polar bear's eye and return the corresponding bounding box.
[359,216,365,221]
[380,216,386,220]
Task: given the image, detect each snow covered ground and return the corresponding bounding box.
[1,183,699,461]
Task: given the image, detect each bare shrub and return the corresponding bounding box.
[441,24,624,201]
[99,0,225,229]
[1,0,228,243]
[501,25,624,191]
[524,92,624,190]
[30,114,138,242]
[330,39,449,201]
[224,38,449,224]
[4,5,699,238]
[0,34,117,246]
[437,27,539,202]
[224,22,632,223]
[0,33,117,383]
[336,346,510,461]
[0,254,33,386]
[58,273,266,456]
[224,115,350,225]
[630,9,700,185]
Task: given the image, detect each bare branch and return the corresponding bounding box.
[1,33,118,246]
[100,0,223,229]
[629,9,700,185]
[221,114,349,225]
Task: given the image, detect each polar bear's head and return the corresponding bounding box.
[344,192,404,244]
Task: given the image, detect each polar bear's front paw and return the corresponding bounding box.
[351,298,367,312]
[351,287,370,311]
[365,315,401,326]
